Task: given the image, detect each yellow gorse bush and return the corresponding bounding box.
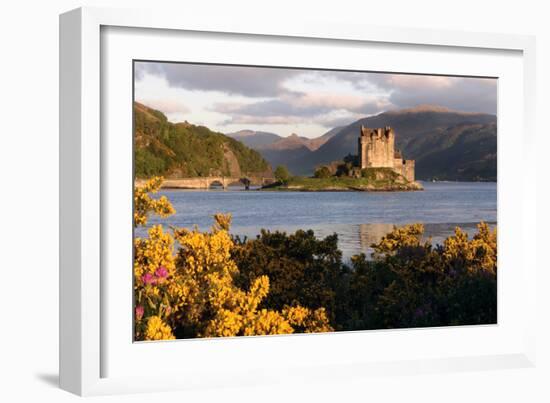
[134,176,175,227]
[442,222,497,274]
[145,316,176,341]
[371,223,429,257]
[134,177,333,341]
[372,221,497,274]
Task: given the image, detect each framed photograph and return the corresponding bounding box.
[60,7,537,396]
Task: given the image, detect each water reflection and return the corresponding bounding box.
[230,221,495,261]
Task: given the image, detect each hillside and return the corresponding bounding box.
[288,106,497,180]
[408,122,497,181]
[134,102,271,178]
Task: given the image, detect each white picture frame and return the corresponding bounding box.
[59,6,537,396]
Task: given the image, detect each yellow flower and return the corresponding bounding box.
[443,221,497,274]
[283,306,333,333]
[134,177,175,227]
[145,316,175,341]
[133,177,334,341]
[371,223,429,257]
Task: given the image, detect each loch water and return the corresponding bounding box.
[136,181,497,260]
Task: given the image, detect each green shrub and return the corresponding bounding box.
[314,165,332,178]
[274,165,291,183]
[232,230,347,326]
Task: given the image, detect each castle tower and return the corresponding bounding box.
[358,125,415,182]
[358,125,395,169]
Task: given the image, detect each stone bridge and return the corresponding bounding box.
[159,176,274,190]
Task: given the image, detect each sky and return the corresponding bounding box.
[134,61,497,139]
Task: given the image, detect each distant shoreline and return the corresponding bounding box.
[135,177,495,190]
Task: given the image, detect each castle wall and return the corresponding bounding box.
[359,137,367,169]
[403,160,415,182]
[390,159,415,182]
[393,158,405,178]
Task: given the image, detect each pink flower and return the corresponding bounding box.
[141,272,156,285]
[155,266,168,279]
[135,305,144,321]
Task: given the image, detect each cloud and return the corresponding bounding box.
[361,73,497,114]
[221,115,309,125]
[135,62,300,98]
[217,99,368,128]
[135,62,497,137]
[299,71,496,114]
[319,113,365,128]
[289,92,379,113]
[390,77,496,114]
[219,113,362,127]
[212,92,392,126]
[367,74,454,89]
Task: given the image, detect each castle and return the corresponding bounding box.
[358,126,415,182]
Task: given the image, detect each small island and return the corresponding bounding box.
[262,125,423,192]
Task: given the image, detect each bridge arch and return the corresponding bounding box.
[208,179,226,189]
[224,177,251,190]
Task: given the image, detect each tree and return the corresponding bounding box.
[343,153,358,165]
[274,165,290,184]
[314,165,332,178]
[335,161,353,177]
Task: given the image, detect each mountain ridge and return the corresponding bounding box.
[228,126,344,171]
[240,107,497,180]
[226,129,282,149]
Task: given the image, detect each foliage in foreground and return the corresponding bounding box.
[343,222,497,329]
[232,229,347,326]
[232,221,496,331]
[134,177,497,340]
[133,177,332,341]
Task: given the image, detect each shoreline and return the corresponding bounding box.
[259,176,424,192]
[135,178,495,191]
[259,185,423,192]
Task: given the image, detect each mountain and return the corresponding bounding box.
[259,133,310,150]
[408,122,497,181]
[134,102,271,178]
[307,126,345,151]
[293,105,497,180]
[226,130,282,148]
[252,134,312,173]
[250,127,344,174]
